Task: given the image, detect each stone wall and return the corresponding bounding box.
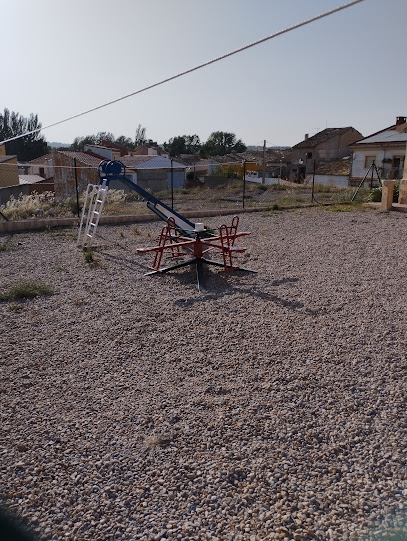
[53,153,99,199]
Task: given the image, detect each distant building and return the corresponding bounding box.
[290,127,362,182]
[130,145,170,159]
[53,150,101,198]
[120,155,186,192]
[27,153,54,180]
[84,144,122,161]
[207,149,291,180]
[52,150,186,197]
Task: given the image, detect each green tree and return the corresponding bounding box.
[71,131,115,151]
[95,131,115,144]
[115,135,133,148]
[164,136,187,157]
[164,134,201,157]
[184,134,201,154]
[0,108,48,161]
[71,135,97,151]
[200,131,246,157]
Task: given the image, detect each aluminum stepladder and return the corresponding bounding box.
[77,182,108,248]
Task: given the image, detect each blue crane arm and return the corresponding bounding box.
[98,159,197,232]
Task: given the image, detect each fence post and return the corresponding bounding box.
[242,160,246,208]
[171,158,174,209]
[74,158,80,218]
[311,160,316,202]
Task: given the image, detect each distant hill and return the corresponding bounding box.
[48,141,70,149]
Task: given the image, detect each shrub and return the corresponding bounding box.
[0,192,60,220]
[0,237,14,251]
[368,183,398,204]
[393,182,400,202]
[0,280,53,302]
[369,187,382,203]
[83,247,97,265]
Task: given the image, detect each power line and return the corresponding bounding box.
[0,0,366,147]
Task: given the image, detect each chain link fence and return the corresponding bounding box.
[0,162,381,222]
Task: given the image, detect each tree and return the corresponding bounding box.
[71,135,97,151]
[71,126,151,152]
[200,131,246,158]
[134,124,147,147]
[115,135,133,148]
[164,136,187,157]
[94,131,115,145]
[164,134,201,157]
[0,108,48,161]
[71,131,115,151]
[184,134,201,154]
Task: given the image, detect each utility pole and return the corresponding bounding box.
[262,139,266,185]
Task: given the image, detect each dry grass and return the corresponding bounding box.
[0,280,53,302]
[0,184,373,220]
[143,433,173,450]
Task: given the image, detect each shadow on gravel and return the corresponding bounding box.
[172,272,316,314]
[269,277,299,287]
[99,251,147,272]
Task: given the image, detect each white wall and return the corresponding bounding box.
[29,157,54,179]
[311,174,348,187]
[351,147,405,178]
[84,145,113,160]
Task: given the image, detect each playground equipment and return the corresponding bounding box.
[78,160,255,289]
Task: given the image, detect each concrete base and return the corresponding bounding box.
[398,177,407,205]
[380,180,396,211]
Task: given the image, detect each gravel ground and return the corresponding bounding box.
[1,207,407,541]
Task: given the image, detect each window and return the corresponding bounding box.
[364,156,376,168]
[390,155,404,179]
[392,155,403,168]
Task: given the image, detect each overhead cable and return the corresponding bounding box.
[0,0,366,146]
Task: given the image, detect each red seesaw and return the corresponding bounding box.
[137,215,256,290]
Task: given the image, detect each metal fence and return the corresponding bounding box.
[0,163,380,223]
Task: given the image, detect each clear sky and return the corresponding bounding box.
[1,0,406,147]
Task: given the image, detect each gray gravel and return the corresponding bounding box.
[1,207,407,541]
